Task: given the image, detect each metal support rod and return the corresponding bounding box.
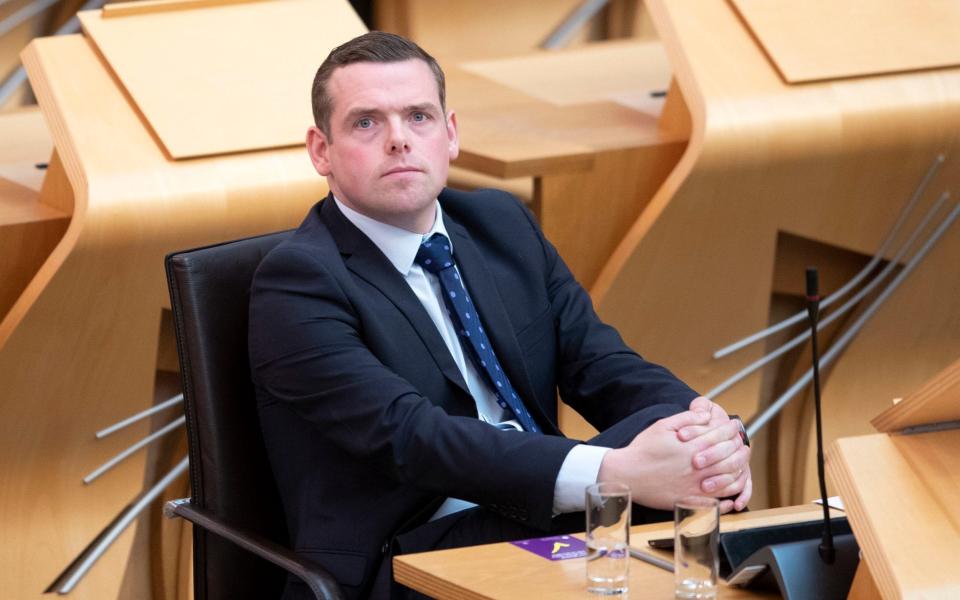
[51,457,189,595]
[540,0,609,49]
[95,393,184,439]
[713,154,946,359]
[707,192,949,398]
[84,416,186,484]
[0,66,27,108]
[746,201,960,438]
[0,0,61,38]
[0,0,104,107]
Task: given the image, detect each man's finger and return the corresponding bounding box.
[712,467,749,498]
[699,445,751,477]
[689,396,714,413]
[661,409,711,431]
[690,419,740,455]
[734,475,753,511]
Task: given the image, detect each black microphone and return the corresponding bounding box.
[806,267,835,564]
[720,268,858,597]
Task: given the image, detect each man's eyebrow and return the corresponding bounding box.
[406,102,441,113]
[343,106,382,121]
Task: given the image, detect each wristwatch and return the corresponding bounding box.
[728,415,750,447]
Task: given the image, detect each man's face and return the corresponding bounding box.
[306,59,459,233]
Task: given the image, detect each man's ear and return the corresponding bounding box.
[446,110,460,161]
[306,126,332,176]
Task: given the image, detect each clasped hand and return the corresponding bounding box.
[598,396,752,513]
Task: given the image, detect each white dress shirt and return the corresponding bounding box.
[334,197,609,517]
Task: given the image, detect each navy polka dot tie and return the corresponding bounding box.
[415,233,540,433]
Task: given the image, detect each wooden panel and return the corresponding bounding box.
[3,29,328,598]
[395,504,833,599]
[450,40,684,179]
[591,0,960,508]
[872,356,960,432]
[830,432,960,599]
[0,108,68,329]
[0,107,52,191]
[376,0,595,63]
[460,40,670,110]
[731,0,960,83]
[78,0,366,158]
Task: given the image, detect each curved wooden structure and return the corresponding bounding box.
[830,357,960,598]
[592,0,960,506]
[1,0,367,597]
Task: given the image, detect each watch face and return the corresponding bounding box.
[736,419,749,447]
[728,415,749,447]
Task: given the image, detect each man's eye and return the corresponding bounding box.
[356,118,373,129]
[411,112,428,122]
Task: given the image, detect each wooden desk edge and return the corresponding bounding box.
[394,504,838,597]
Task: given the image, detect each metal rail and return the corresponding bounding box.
[746,201,960,437]
[707,191,950,399]
[84,416,186,484]
[96,393,183,438]
[0,0,105,107]
[712,154,946,359]
[541,0,610,49]
[47,457,190,595]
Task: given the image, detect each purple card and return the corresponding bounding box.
[510,535,587,561]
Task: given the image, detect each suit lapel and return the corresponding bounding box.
[444,216,552,431]
[318,199,474,407]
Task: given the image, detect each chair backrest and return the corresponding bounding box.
[166,230,293,600]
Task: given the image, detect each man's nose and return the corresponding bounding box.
[386,118,409,153]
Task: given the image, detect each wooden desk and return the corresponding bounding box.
[395,504,833,599]
[448,39,688,294]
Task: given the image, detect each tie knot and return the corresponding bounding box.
[415,233,454,274]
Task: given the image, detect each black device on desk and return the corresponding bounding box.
[647,516,854,580]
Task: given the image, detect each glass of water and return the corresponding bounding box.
[585,482,631,595]
[674,496,719,599]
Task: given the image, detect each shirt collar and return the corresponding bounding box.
[334,196,452,275]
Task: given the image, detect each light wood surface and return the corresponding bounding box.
[3,0,343,590]
[588,0,960,507]
[78,0,366,158]
[394,504,837,599]
[449,38,687,292]
[829,361,960,599]
[871,356,960,433]
[0,107,66,345]
[731,0,960,83]
[376,0,598,63]
[459,40,670,109]
[830,432,960,599]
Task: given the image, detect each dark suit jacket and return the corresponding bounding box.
[248,188,697,598]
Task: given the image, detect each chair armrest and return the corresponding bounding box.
[165,498,345,600]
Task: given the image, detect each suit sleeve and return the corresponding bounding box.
[514,201,700,433]
[249,244,577,530]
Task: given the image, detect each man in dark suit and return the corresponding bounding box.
[249,32,751,599]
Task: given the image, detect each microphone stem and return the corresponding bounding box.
[808,299,835,563]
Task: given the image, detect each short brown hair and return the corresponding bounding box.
[311,31,446,140]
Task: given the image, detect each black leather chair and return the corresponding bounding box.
[164,231,344,600]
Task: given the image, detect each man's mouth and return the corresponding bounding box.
[383,166,423,177]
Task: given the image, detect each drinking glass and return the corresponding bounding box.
[585,482,631,595]
[674,496,719,599]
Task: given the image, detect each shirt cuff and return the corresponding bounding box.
[552,444,612,514]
